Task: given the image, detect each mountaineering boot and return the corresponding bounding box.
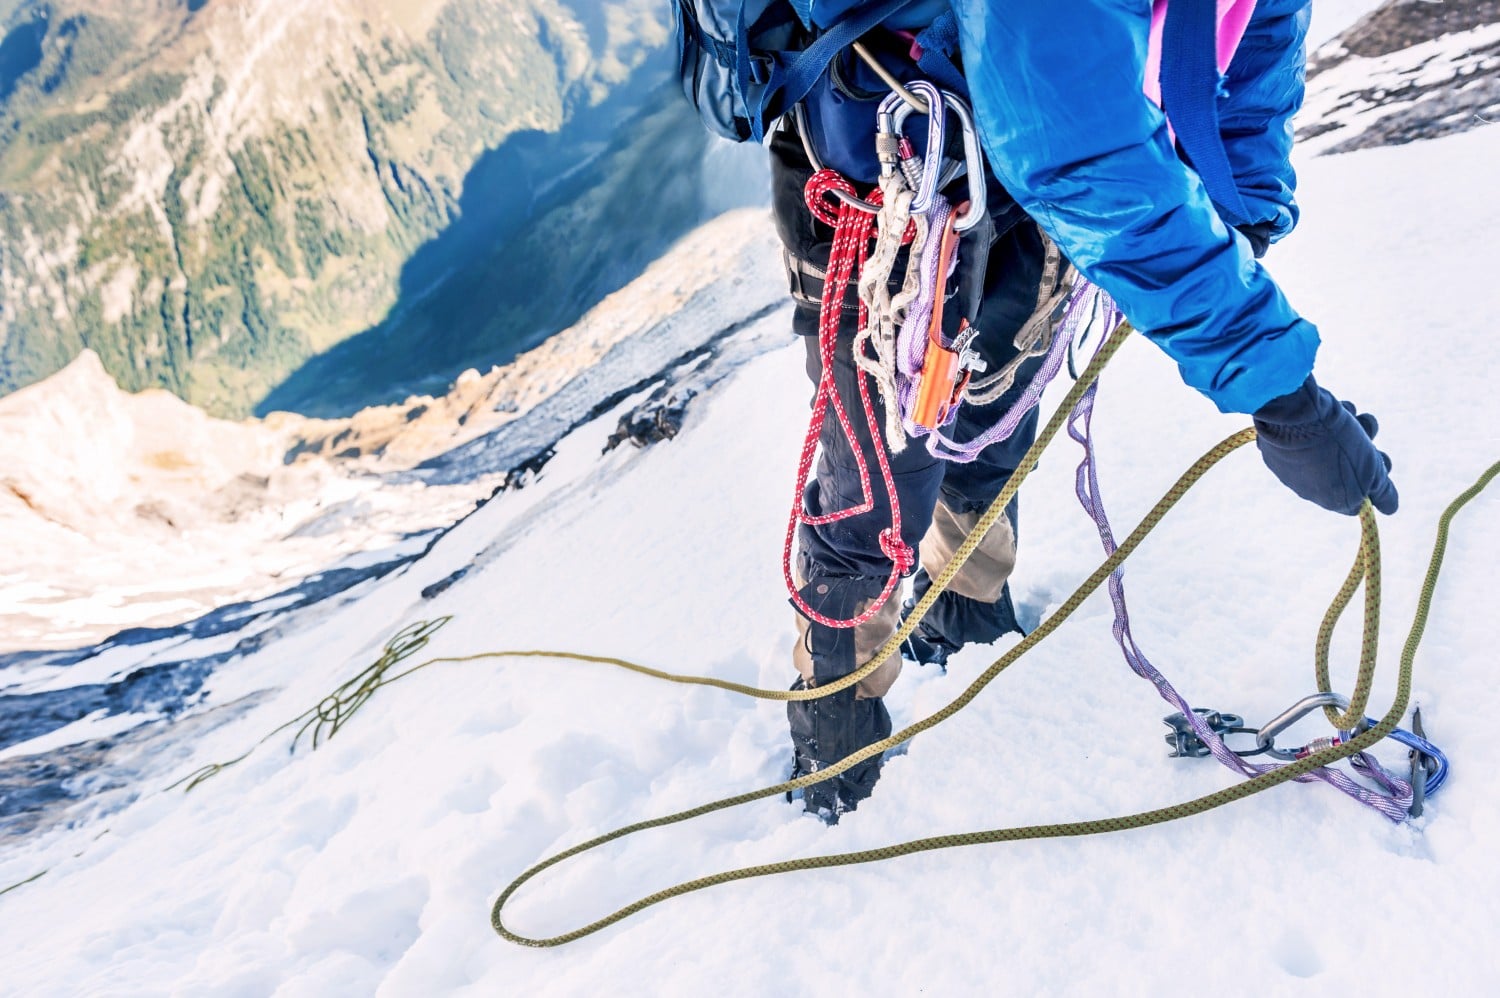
[901,498,1025,669]
[786,679,893,824]
[899,598,957,671]
[900,575,1031,671]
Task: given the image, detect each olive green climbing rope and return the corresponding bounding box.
[0,869,47,899]
[4,617,461,900]
[488,463,1497,949]
[8,325,1488,918]
[5,321,1493,922]
[478,321,1498,946]
[160,320,1496,943]
[167,616,454,792]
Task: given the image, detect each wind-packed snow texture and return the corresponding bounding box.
[5,16,1500,998]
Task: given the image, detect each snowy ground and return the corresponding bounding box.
[3,114,1498,993]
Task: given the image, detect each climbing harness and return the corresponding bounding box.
[919,247,1076,464]
[782,75,1086,625]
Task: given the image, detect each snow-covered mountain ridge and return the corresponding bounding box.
[1302,0,1500,153]
[3,118,1498,990]
[3,2,1499,991]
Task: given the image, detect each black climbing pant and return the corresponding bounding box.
[771,122,1054,816]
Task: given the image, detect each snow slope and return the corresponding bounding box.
[3,115,1498,993]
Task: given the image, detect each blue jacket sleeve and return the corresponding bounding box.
[1221,0,1312,240]
[952,0,1317,414]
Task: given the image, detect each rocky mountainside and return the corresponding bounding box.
[0,207,784,649]
[1301,0,1500,153]
[0,0,741,418]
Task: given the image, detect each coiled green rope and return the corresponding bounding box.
[480,323,1496,945]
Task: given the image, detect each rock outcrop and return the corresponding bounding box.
[1301,0,1500,154]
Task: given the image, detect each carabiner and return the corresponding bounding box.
[940,91,988,233]
[879,82,945,213]
[876,85,988,230]
[1254,692,1363,761]
[1162,707,1251,758]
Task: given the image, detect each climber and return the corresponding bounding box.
[676,0,1398,821]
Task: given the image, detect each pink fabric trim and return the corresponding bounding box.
[1143,0,1258,109]
[887,28,924,61]
[1216,0,1258,71]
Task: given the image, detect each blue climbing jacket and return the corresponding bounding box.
[769,0,1318,414]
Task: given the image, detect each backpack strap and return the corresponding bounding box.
[739,0,920,141]
[912,10,965,95]
[1158,0,1254,228]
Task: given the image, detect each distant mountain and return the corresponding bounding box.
[0,206,783,649]
[0,0,751,418]
[1302,0,1500,154]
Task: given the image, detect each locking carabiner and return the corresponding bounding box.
[1254,692,1365,761]
[875,85,988,231]
[878,82,945,213]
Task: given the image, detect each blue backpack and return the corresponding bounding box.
[672,0,937,143]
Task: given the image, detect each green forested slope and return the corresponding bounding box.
[0,0,712,417]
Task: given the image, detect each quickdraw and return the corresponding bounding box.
[1069,343,1449,821]
[1164,695,1449,816]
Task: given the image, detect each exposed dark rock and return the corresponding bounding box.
[409,294,784,488]
[0,692,270,841]
[1313,0,1500,70]
[421,566,470,600]
[605,389,696,451]
[1302,0,1500,153]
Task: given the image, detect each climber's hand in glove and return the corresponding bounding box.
[1252,375,1399,516]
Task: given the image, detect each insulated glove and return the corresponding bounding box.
[1252,375,1399,516]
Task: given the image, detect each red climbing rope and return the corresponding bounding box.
[783,170,916,630]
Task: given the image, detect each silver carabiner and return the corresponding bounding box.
[940,91,988,233]
[790,106,883,215]
[879,81,945,214]
[1255,692,1360,761]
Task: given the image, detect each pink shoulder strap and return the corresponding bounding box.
[1143,0,1258,108]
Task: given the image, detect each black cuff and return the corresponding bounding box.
[1252,375,1321,427]
[1235,221,1274,259]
